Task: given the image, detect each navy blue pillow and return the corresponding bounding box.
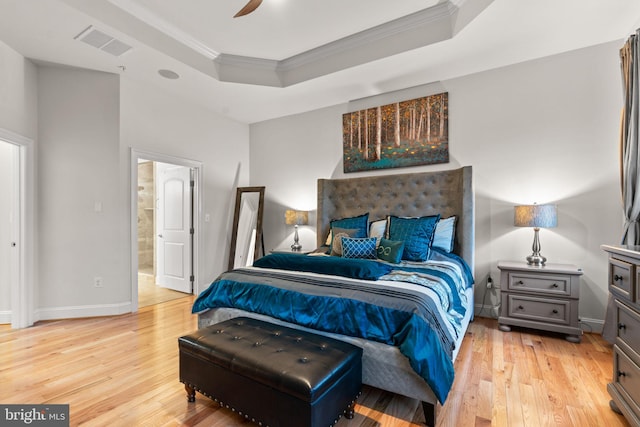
[388,215,440,261]
[329,213,369,241]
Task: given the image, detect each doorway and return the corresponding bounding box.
[0,128,35,329]
[0,141,17,325]
[131,150,202,311]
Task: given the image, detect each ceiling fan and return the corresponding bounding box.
[234,0,263,18]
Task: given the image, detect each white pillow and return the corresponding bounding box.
[368,219,387,243]
[432,216,456,253]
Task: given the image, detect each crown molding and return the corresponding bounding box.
[107,0,220,59]
[280,3,454,71]
[211,0,492,87]
[64,0,493,87]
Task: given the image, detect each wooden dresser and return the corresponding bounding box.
[602,245,640,427]
[497,261,582,342]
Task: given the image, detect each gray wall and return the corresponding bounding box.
[250,41,624,330]
[0,39,251,323]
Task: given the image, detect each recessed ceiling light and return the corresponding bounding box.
[158,69,179,79]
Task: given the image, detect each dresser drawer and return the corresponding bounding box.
[617,300,640,364]
[610,257,634,301]
[506,272,572,297]
[505,294,571,325]
[613,345,640,421]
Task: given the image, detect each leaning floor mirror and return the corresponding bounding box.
[228,186,265,271]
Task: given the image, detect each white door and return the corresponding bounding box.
[155,163,193,293]
[0,141,17,325]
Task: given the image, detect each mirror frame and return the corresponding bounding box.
[228,186,265,271]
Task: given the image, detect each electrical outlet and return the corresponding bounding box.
[486,276,493,289]
[94,277,103,288]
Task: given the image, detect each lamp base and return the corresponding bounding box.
[526,254,547,266]
[291,225,301,251]
[525,227,547,266]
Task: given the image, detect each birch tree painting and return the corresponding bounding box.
[342,92,449,173]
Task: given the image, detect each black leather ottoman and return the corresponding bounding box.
[179,317,362,427]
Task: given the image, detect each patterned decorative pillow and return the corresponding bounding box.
[376,238,405,263]
[341,237,377,259]
[388,214,440,261]
[433,216,457,253]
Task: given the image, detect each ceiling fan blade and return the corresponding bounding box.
[234,0,263,18]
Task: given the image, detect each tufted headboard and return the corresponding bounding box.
[317,166,475,273]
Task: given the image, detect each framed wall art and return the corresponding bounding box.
[342,92,449,173]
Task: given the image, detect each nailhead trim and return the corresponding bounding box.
[181,381,360,427]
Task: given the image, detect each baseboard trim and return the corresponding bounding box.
[474,304,499,319]
[35,302,132,322]
[0,310,11,324]
[579,316,604,334]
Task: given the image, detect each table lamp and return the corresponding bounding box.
[514,203,557,266]
[285,210,308,251]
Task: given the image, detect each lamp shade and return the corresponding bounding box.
[285,210,308,226]
[514,204,557,228]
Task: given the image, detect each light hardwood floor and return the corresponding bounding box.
[0,296,629,427]
[138,273,190,308]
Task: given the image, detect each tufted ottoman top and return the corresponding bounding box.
[178,317,363,402]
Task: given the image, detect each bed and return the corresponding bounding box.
[194,166,475,426]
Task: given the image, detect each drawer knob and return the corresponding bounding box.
[618,371,627,378]
[517,305,524,310]
[552,309,559,314]
[551,283,559,288]
[516,280,524,285]
[614,274,623,282]
[619,323,627,331]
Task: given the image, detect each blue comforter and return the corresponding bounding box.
[192,252,472,403]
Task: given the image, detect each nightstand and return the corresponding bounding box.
[497,261,583,343]
[270,247,312,254]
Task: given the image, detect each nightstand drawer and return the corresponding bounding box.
[505,294,571,325]
[617,300,640,365]
[610,257,634,301]
[613,345,640,420]
[506,272,571,297]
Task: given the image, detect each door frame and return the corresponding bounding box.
[130,149,202,312]
[0,128,35,329]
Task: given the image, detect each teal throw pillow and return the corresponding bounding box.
[330,213,369,237]
[341,237,377,259]
[377,238,405,263]
[388,214,440,261]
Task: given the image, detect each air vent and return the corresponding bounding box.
[74,25,132,57]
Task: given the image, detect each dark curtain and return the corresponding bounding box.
[621,30,640,245]
[604,31,640,344]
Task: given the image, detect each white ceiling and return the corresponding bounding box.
[1,0,639,124]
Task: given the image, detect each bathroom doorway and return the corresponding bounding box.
[131,150,201,310]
